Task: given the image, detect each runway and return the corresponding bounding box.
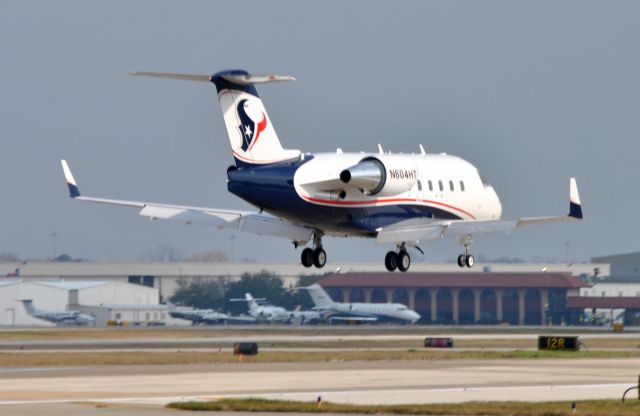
[1,359,637,406]
[3,329,639,414]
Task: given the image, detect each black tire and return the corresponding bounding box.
[465,254,475,268]
[313,248,327,268]
[385,251,398,271]
[457,254,466,268]
[397,251,411,272]
[301,248,314,268]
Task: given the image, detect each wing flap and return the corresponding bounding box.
[62,160,313,243]
[137,204,313,241]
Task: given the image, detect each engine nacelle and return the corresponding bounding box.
[340,155,417,196]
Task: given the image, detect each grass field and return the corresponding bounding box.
[2,349,640,367]
[167,398,640,415]
[0,325,631,341]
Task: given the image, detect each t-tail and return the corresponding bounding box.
[244,293,260,314]
[129,69,301,167]
[303,284,335,309]
[20,300,38,316]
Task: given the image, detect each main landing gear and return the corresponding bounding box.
[457,235,475,268]
[301,233,326,269]
[385,243,411,272]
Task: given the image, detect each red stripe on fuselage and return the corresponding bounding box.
[301,195,476,219]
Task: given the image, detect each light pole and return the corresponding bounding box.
[51,232,58,260]
[229,235,236,262]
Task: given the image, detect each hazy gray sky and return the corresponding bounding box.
[1,1,638,264]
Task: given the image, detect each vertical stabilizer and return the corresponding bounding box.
[244,293,260,315]
[21,300,37,316]
[129,70,301,167]
[210,70,301,167]
[306,284,335,309]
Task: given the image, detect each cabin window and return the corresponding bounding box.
[428,180,433,191]
[449,180,454,191]
[417,180,422,191]
[438,180,443,191]
[460,180,465,191]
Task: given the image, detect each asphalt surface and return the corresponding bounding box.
[2,330,640,414]
[1,359,638,405]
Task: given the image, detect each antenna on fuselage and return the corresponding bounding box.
[419,144,426,155]
[377,144,384,155]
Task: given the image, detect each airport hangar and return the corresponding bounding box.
[0,279,176,327]
[3,260,637,327]
[0,261,607,301]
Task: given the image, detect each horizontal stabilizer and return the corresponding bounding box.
[128,71,295,85]
[128,71,211,82]
[220,74,295,85]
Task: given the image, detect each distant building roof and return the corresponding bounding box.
[319,272,587,289]
[592,252,640,264]
[35,281,110,290]
[567,296,640,309]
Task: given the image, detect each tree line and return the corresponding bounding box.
[169,270,322,314]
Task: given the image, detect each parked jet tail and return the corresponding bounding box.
[299,284,335,309]
[129,70,301,167]
[20,300,37,315]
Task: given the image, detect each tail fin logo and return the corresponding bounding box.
[237,99,267,152]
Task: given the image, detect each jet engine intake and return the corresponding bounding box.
[340,158,386,194]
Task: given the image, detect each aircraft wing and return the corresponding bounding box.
[377,178,583,243]
[61,160,314,242]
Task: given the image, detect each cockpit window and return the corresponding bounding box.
[478,171,490,186]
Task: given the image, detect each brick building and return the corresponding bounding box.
[318,272,587,325]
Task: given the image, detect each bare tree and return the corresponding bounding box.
[185,250,229,262]
[141,245,185,262]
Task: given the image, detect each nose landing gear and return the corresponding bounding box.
[457,235,475,268]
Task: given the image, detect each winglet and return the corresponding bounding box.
[61,160,80,198]
[569,177,583,219]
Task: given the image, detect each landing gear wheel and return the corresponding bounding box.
[301,248,314,268]
[465,254,475,268]
[313,248,327,268]
[397,251,411,272]
[385,251,399,272]
[457,254,466,268]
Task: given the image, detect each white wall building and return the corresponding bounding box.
[580,283,640,298]
[0,279,163,327]
[0,261,607,301]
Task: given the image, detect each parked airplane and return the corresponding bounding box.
[61,69,583,272]
[232,293,320,324]
[21,300,95,326]
[166,302,255,325]
[301,284,420,324]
